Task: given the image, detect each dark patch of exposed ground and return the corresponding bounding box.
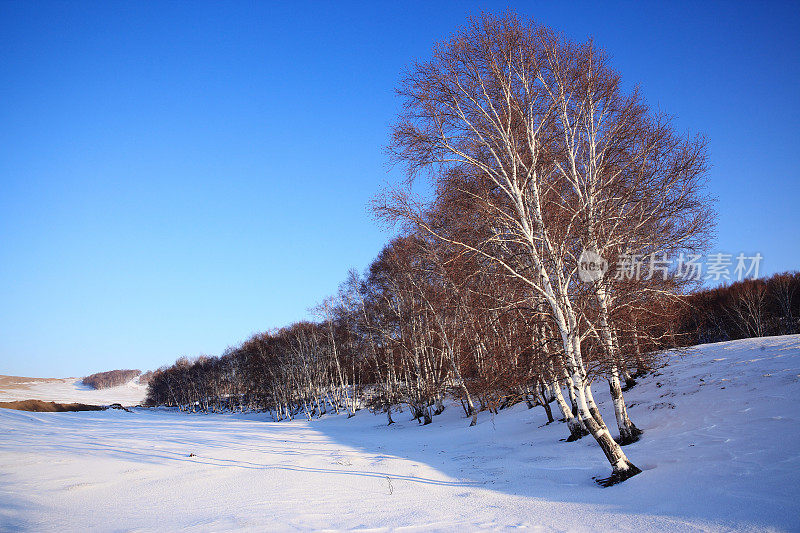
[0,399,105,412]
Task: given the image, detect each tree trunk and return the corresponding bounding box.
[608,364,642,445]
[570,368,641,486]
[550,376,586,440]
[594,287,641,441]
[535,383,554,423]
[631,321,650,376]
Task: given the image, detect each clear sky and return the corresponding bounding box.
[1,1,798,377]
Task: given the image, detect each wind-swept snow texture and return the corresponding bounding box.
[1,335,799,532]
[0,375,147,406]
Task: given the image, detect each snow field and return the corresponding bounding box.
[1,335,799,532]
[0,376,148,406]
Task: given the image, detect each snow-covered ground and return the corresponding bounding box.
[1,336,799,532]
[0,375,147,406]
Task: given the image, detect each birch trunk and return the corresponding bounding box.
[609,363,642,444]
[549,366,586,440]
[595,285,642,443]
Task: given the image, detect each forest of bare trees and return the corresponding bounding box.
[679,273,800,343]
[143,14,798,486]
[82,369,142,390]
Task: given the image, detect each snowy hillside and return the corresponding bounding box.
[0,375,147,406]
[1,335,799,532]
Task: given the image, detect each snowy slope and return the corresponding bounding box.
[0,375,147,406]
[0,335,799,532]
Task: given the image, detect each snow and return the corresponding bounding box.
[0,376,147,406]
[1,335,799,532]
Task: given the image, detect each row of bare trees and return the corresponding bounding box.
[145,320,361,420]
[147,13,720,485]
[145,229,683,482]
[678,272,800,343]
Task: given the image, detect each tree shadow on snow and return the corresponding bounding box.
[307,384,792,532]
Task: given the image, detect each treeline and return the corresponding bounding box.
[148,13,721,485]
[82,369,141,390]
[679,272,800,343]
[146,269,799,422]
[146,234,681,422]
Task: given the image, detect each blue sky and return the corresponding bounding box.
[1,1,798,377]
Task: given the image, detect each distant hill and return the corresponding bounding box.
[82,369,141,390]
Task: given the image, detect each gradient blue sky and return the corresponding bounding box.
[1,1,798,377]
